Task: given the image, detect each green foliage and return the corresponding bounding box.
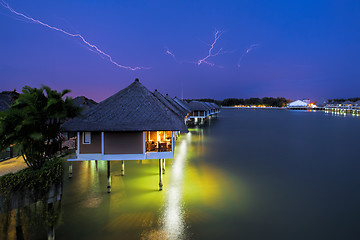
[186,97,290,107]
[328,97,360,103]
[221,97,290,107]
[0,85,81,169]
[0,157,64,200]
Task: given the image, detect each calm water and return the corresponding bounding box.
[2,108,360,239]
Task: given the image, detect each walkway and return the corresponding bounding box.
[0,156,28,177]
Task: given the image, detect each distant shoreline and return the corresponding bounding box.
[222,106,285,109]
[222,106,326,111]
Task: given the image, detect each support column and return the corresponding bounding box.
[47,203,55,240]
[9,146,13,158]
[76,132,80,156]
[107,161,111,193]
[162,159,166,174]
[68,162,72,178]
[121,160,125,176]
[48,226,55,240]
[159,159,163,191]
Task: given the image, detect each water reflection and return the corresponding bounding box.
[161,133,191,240]
[0,183,63,240]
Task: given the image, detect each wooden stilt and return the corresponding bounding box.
[121,160,125,176]
[15,208,24,240]
[159,159,163,191]
[68,162,72,178]
[48,226,55,240]
[47,203,55,240]
[107,161,111,193]
[95,160,98,170]
[162,159,166,174]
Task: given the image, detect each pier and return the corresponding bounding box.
[324,104,360,115]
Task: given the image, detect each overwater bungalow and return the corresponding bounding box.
[173,97,192,115]
[61,79,188,191]
[153,90,188,121]
[172,98,220,125]
[164,94,190,121]
[209,102,221,114]
[187,101,212,124]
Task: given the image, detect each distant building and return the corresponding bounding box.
[172,98,220,124]
[72,96,97,111]
[287,100,308,108]
[302,99,311,105]
[0,90,19,112]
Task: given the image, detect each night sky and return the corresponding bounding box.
[1,0,360,102]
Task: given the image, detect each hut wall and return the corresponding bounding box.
[104,132,143,154]
[80,132,101,154]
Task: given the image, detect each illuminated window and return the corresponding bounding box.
[83,132,91,144]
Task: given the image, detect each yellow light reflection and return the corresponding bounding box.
[161,132,190,239]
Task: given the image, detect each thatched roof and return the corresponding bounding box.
[164,94,190,117]
[202,102,215,110]
[209,102,220,109]
[73,96,97,109]
[61,79,188,132]
[188,101,210,111]
[153,90,187,118]
[173,97,191,112]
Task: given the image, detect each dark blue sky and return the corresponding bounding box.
[1,0,359,102]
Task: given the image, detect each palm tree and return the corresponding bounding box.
[0,85,81,169]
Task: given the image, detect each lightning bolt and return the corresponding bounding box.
[197,30,224,66]
[0,0,148,71]
[165,47,176,60]
[237,44,259,68]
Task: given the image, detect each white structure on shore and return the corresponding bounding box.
[287,100,308,107]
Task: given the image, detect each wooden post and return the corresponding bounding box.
[107,161,111,193]
[159,159,163,191]
[9,146,13,158]
[121,160,125,176]
[48,226,55,240]
[162,159,166,174]
[16,208,24,240]
[95,160,98,170]
[68,162,72,178]
[76,132,80,156]
[47,203,55,240]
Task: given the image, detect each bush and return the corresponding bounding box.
[0,157,64,201]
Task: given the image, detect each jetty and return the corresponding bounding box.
[324,102,360,115]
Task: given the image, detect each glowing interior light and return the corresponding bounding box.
[0,0,148,71]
